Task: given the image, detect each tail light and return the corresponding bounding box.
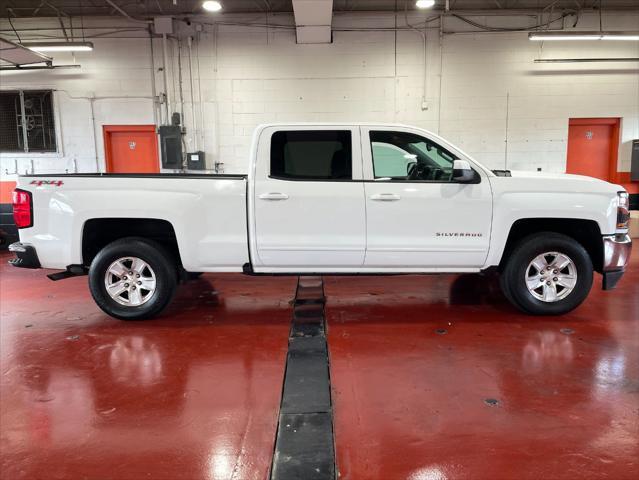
[616,191,630,230]
[12,189,33,229]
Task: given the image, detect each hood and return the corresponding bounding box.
[490,169,624,195]
[509,170,600,181]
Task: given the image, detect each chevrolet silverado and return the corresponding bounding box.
[9,123,632,319]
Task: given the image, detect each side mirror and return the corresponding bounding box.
[452,160,476,183]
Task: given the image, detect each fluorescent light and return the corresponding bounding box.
[535,58,639,63]
[529,33,602,41]
[529,31,639,41]
[25,42,94,52]
[603,35,639,41]
[415,0,436,8]
[202,1,222,11]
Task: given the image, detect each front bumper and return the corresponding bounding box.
[602,234,632,290]
[8,242,41,269]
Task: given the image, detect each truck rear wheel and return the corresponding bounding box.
[88,237,177,320]
[500,232,593,315]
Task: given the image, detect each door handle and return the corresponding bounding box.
[259,192,289,201]
[370,193,401,201]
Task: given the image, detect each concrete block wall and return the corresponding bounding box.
[0,29,156,176]
[0,11,637,185]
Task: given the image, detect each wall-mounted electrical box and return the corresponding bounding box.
[631,139,639,182]
[154,17,173,35]
[187,151,205,170]
[159,125,182,169]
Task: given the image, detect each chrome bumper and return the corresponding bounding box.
[602,234,632,290]
[603,234,632,271]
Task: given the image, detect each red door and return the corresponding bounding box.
[566,118,620,181]
[103,125,159,173]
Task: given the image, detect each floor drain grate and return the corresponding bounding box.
[270,276,336,480]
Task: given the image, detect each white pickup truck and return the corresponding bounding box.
[9,123,632,320]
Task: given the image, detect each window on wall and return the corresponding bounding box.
[0,90,57,153]
[270,130,352,180]
[370,130,457,182]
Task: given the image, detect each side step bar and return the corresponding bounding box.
[47,265,88,281]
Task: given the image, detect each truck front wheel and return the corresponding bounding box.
[88,237,177,320]
[500,232,593,315]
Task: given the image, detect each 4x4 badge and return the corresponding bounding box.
[30,180,63,187]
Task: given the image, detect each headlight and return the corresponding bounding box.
[617,191,630,230]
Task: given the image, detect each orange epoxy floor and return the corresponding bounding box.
[326,257,639,480]
[1,251,638,480]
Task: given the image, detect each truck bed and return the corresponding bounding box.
[16,173,250,271]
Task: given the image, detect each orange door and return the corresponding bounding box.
[566,118,619,181]
[103,125,159,173]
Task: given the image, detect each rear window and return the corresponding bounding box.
[270,130,352,180]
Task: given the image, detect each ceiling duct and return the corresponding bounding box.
[292,0,333,44]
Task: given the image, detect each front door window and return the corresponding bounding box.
[370,131,457,182]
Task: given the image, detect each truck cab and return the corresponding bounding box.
[249,124,492,272]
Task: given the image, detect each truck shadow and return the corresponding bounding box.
[157,274,297,327]
[321,272,615,324]
[448,272,505,306]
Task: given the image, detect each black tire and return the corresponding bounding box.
[89,237,178,320]
[500,232,593,315]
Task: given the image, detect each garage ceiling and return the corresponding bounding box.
[2,0,638,18]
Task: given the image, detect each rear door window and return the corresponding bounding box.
[270,130,352,180]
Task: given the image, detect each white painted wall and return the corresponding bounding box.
[1,11,637,181]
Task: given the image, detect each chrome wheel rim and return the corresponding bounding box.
[525,252,577,303]
[104,257,157,307]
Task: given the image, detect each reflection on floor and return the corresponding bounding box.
[326,257,639,480]
[0,257,295,480]
[1,252,637,480]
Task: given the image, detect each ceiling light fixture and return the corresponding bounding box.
[602,34,639,41]
[415,0,436,9]
[202,1,222,12]
[24,41,94,52]
[534,58,639,63]
[529,31,639,41]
